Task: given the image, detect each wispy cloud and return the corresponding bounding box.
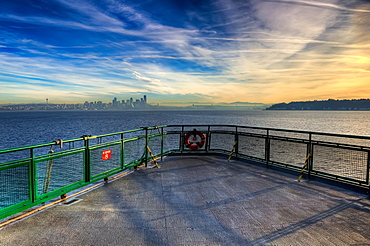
[272,0,370,13]
[0,0,369,104]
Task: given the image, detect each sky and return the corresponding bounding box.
[1,0,370,105]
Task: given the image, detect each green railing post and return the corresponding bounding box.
[29,148,37,203]
[120,133,125,169]
[144,127,149,167]
[161,127,164,161]
[83,136,91,183]
[235,126,239,159]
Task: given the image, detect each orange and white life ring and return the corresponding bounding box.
[184,129,206,150]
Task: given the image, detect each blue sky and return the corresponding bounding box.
[1,0,370,105]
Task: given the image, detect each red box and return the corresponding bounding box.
[102,149,112,161]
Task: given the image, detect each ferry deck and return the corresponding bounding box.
[1,155,370,245]
[1,125,370,245]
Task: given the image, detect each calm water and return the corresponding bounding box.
[1,110,370,150]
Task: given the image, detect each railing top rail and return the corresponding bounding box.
[0,137,83,154]
[0,126,168,154]
[166,124,370,140]
[98,125,167,137]
[2,124,370,154]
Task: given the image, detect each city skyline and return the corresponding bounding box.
[1,0,370,105]
[1,94,150,109]
[0,93,269,110]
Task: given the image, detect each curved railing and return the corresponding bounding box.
[1,124,370,220]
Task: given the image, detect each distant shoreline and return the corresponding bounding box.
[0,107,266,112]
[266,99,370,111]
[0,104,268,111]
[267,109,370,111]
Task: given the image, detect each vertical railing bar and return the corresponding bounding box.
[235,126,239,159]
[29,148,36,203]
[145,127,148,167]
[84,137,91,183]
[120,133,124,169]
[161,127,164,161]
[206,125,211,153]
[366,151,370,190]
[308,133,313,178]
[180,126,185,153]
[266,129,270,168]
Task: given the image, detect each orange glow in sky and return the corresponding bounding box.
[0,0,369,105]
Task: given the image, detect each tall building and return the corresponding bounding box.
[112,97,118,108]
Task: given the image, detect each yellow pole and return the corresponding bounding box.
[298,153,311,182]
[228,141,238,162]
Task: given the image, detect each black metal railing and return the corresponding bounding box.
[166,125,370,187]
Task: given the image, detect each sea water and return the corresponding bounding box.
[1,110,370,150]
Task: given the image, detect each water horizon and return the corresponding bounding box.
[1,110,370,150]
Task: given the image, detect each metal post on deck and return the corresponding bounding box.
[180,126,185,153]
[206,125,211,153]
[120,133,125,170]
[29,148,36,203]
[161,127,164,161]
[235,126,239,159]
[144,127,149,167]
[228,141,238,162]
[307,133,313,178]
[366,151,370,192]
[83,136,91,183]
[265,129,270,168]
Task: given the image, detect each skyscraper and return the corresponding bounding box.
[112,97,118,108]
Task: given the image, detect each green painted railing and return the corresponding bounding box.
[1,124,370,220]
[0,126,169,220]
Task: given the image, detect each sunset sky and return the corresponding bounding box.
[1,0,370,105]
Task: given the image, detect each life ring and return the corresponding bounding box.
[184,129,206,150]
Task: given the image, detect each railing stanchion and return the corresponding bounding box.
[161,127,164,161]
[366,151,370,192]
[83,136,91,183]
[308,133,313,179]
[29,148,36,203]
[120,133,124,169]
[180,126,185,153]
[265,129,270,168]
[235,126,239,159]
[206,125,211,152]
[145,127,149,167]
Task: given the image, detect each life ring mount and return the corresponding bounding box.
[184,129,206,150]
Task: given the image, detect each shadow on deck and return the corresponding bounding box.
[1,155,370,245]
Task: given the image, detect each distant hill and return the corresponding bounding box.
[185,101,268,110]
[266,99,370,110]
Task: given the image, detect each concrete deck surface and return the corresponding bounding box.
[1,155,370,245]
